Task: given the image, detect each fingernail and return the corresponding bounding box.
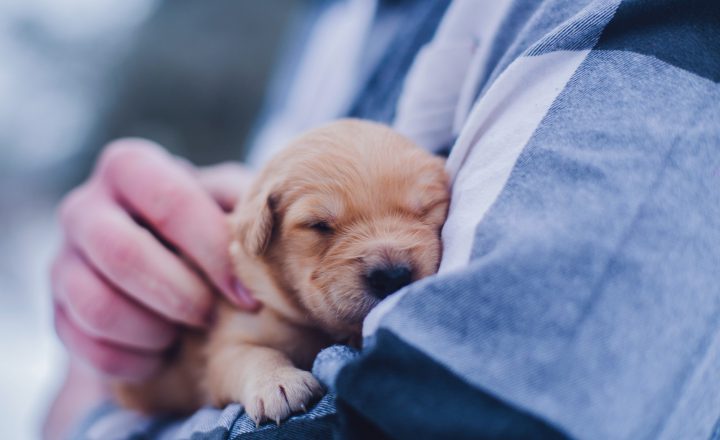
[231,277,260,310]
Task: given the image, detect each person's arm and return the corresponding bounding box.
[42,360,109,440]
[45,139,260,439]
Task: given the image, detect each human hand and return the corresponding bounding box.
[51,139,259,381]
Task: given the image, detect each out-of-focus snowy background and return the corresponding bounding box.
[0,1,302,437]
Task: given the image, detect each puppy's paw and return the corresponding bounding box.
[244,368,323,426]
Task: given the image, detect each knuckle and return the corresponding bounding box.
[147,183,193,229]
[90,228,140,276]
[58,186,90,226]
[56,260,118,334]
[73,289,118,335]
[98,139,160,177]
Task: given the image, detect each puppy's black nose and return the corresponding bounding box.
[366,265,413,299]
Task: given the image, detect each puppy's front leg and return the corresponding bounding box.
[205,343,323,425]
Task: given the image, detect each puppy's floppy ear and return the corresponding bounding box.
[232,187,279,256]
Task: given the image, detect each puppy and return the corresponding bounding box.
[114,119,450,425]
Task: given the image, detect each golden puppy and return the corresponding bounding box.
[114,119,449,425]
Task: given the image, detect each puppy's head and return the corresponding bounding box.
[234,120,449,334]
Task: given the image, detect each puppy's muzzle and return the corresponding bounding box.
[365,264,413,299]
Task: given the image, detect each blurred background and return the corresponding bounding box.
[0,0,308,437]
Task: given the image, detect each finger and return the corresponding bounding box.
[97,140,259,310]
[51,245,177,351]
[54,304,162,381]
[195,162,255,212]
[60,185,214,327]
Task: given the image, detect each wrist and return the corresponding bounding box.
[42,359,111,440]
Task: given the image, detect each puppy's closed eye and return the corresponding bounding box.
[307,220,334,234]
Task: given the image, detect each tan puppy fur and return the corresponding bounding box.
[114,119,450,425]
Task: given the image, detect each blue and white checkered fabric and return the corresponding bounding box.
[71,346,355,440]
